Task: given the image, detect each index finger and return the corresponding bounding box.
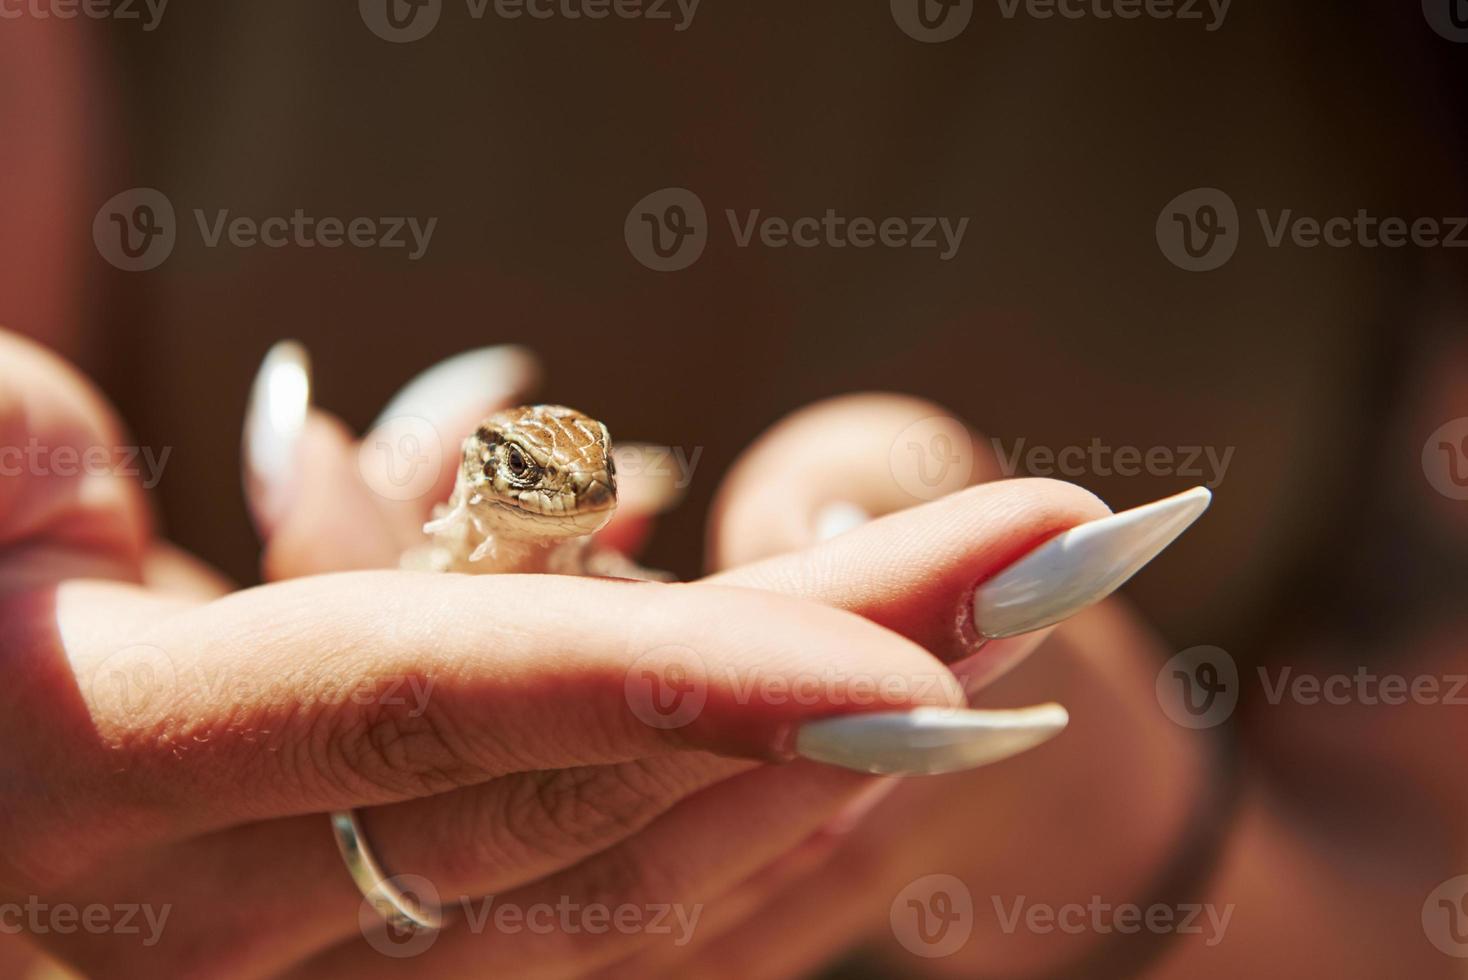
[13,571,1026,856]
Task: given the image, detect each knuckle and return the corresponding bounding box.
[303,690,484,800]
[500,761,683,860]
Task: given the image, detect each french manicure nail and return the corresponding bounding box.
[243,340,311,532]
[794,703,1068,775]
[372,345,540,430]
[973,487,1212,640]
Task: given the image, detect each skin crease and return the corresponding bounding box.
[5,5,1468,979]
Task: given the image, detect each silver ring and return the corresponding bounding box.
[330,809,444,931]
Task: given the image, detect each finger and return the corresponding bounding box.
[14,573,977,859]
[361,345,541,548]
[0,329,150,579]
[709,478,1209,698]
[245,342,541,576]
[121,488,1148,964]
[43,752,755,979]
[708,393,999,571]
[141,542,234,600]
[630,603,1214,980]
[291,761,892,979]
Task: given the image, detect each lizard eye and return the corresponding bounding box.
[507,444,531,478]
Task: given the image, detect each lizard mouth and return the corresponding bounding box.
[484,486,616,537]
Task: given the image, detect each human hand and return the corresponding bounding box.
[243,348,1208,977]
[0,332,1085,978]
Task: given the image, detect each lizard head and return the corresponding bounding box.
[457,404,618,540]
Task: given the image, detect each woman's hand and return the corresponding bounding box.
[1,333,1116,978]
[246,347,1211,978]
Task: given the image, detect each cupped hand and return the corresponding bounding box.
[0,334,1106,978]
[246,346,1205,978]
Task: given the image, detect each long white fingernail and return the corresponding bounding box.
[243,340,311,532]
[973,487,1211,639]
[372,345,540,430]
[795,704,1068,775]
[813,501,872,541]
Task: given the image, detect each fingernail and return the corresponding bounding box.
[973,487,1211,640]
[372,345,540,431]
[813,501,872,541]
[243,340,311,532]
[794,703,1068,775]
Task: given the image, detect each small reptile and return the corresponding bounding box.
[402,403,663,579]
[338,403,663,931]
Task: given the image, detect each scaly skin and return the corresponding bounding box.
[403,404,660,578]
